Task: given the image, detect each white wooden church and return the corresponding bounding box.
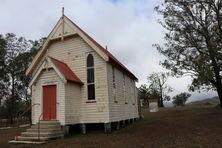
[21,12,139,140]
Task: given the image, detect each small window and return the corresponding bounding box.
[112,66,115,88]
[87,54,95,100]
[112,66,117,102]
[131,80,135,104]
[123,74,126,103]
[133,84,136,105]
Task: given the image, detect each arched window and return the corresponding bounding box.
[87,54,95,100]
[112,66,117,102]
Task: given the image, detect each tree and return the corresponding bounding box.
[29,37,46,56]
[4,33,30,123]
[15,38,44,118]
[154,0,222,107]
[172,92,191,106]
[147,72,173,107]
[215,0,222,8]
[0,35,8,106]
[138,84,149,105]
[12,38,45,121]
[0,33,44,123]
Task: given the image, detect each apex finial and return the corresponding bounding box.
[62,7,64,16]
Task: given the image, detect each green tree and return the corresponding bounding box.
[172,92,191,106]
[0,33,44,123]
[138,84,149,105]
[0,35,8,106]
[154,0,222,106]
[4,33,30,123]
[29,37,46,56]
[147,72,173,107]
[14,38,45,120]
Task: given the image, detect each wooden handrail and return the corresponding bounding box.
[38,113,43,141]
[17,103,40,128]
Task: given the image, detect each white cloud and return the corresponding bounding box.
[0,0,217,101]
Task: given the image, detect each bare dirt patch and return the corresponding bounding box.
[2,107,222,148]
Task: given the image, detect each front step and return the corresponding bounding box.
[11,120,64,143]
[38,120,59,123]
[27,128,61,133]
[21,131,64,137]
[38,120,61,125]
[31,124,61,129]
[15,135,63,141]
[9,140,45,144]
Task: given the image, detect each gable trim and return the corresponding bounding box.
[26,16,109,76]
[26,15,137,81]
[29,57,67,87]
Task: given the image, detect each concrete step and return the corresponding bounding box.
[27,128,61,133]
[9,140,46,144]
[21,131,64,137]
[39,120,61,124]
[12,120,64,142]
[35,123,61,127]
[31,124,61,129]
[16,135,63,141]
[39,120,59,122]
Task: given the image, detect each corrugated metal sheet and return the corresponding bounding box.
[50,57,84,85]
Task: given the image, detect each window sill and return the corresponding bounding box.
[86,100,96,103]
[114,101,118,103]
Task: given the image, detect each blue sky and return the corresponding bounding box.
[0,0,217,102]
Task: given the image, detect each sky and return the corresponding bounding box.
[0,0,217,102]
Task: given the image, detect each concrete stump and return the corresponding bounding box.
[116,122,120,130]
[104,123,111,133]
[62,126,70,136]
[80,124,86,134]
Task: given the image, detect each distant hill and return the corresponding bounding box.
[186,96,220,107]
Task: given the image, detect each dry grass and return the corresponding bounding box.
[2,106,222,148]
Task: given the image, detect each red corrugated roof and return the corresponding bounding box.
[65,16,138,81]
[50,57,84,85]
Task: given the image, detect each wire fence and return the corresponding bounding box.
[0,117,30,128]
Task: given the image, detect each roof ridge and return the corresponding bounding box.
[64,15,137,80]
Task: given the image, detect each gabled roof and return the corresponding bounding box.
[50,57,83,85]
[65,16,138,81]
[29,57,83,87]
[26,15,138,81]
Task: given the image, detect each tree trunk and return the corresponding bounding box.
[159,96,164,107]
[159,85,164,107]
[216,86,222,107]
[10,71,15,124]
[10,117,13,124]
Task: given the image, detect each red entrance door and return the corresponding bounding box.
[43,85,56,120]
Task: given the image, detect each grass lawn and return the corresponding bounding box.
[2,107,222,148]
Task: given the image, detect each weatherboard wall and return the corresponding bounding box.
[30,23,139,124]
[64,82,81,124]
[107,63,139,122]
[31,69,65,125]
[47,36,110,123]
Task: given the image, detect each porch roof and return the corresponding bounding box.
[50,57,84,85]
